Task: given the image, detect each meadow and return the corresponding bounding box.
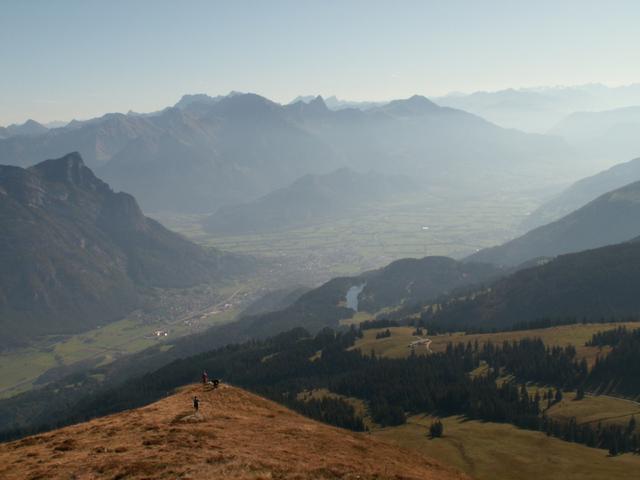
[351,323,640,365]
[375,414,640,480]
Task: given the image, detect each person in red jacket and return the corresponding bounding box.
[202,370,208,385]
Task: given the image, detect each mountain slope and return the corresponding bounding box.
[0,93,577,212]
[550,106,640,167]
[430,238,640,329]
[0,153,249,348]
[468,180,640,266]
[204,168,415,234]
[523,156,640,230]
[0,384,467,480]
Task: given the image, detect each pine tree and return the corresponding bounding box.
[429,420,444,438]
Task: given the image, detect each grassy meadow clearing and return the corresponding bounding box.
[375,414,640,480]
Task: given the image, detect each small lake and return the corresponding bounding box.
[346,284,366,311]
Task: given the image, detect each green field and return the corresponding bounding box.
[548,392,640,429]
[349,323,640,479]
[375,415,640,480]
[351,323,639,365]
[0,282,252,399]
[152,189,541,278]
[300,378,640,479]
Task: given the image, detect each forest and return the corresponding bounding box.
[4,324,640,456]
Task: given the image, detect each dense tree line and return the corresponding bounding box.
[4,324,640,457]
[586,326,637,347]
[359,319,399,331]
[587,327,640,398]
[478,338,588,388]
[416,315,640,336]
[375,329,392,339]
[281,394,366,431]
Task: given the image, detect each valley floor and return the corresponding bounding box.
[0,282,254,399]
[153,189,543,278]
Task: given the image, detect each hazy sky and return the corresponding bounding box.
[2,0,640,124]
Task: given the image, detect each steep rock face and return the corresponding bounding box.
[0,384,469,480]
[0,153,249,348]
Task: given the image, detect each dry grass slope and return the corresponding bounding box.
[0,384,469,480]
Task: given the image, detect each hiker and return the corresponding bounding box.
[202,370,208,385]
[193,396,200,412]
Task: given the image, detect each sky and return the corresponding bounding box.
[1,0,640,125]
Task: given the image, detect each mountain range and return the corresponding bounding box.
[0,153,250,349]
[0,119,48,139]
[436,83,640,133]
[0,93,577,213]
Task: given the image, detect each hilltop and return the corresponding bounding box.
[0,384,467,480]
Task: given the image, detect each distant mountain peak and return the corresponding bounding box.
[23,119,45,128]
[404,94,439,108]
[309,95,327,108]
[30,152,105,190]
[174,93,218,109]
[380,95,440,115]
[4,119,48,137]
[214,92,278,116]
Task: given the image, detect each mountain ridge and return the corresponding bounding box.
[0,92,578,212]
[0,383,468,480]
[467,179,640,267]
[523,156,640,230]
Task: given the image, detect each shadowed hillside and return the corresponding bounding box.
[468,180,640,266]
[0,384,468,480]
[0,153,252,348]
[523,156,640,230]
[431,238,640,329]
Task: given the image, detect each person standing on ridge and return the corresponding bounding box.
[202,370,208,385]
